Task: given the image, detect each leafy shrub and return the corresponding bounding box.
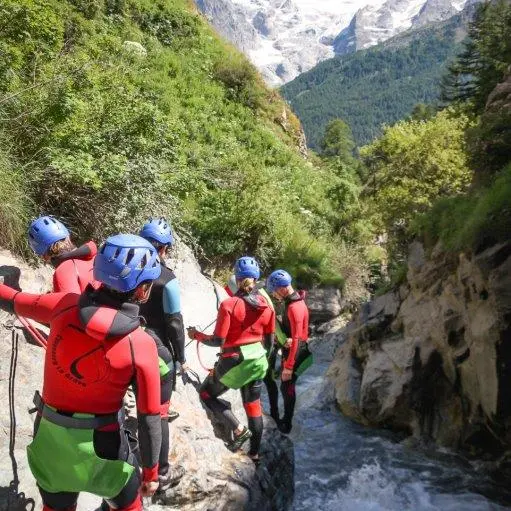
[361,108,473,253]
[136,10,199,46]
[213,53,264,109]
[34,156,180,243]
[69,0,102,19]
[0,0,344,288]
[0,0,65,87]
[413,163,511,253]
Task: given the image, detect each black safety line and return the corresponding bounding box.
[8,330,35,511]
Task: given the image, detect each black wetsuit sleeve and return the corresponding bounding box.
[164,312,186,364]
[130,331,162,482]
[202,336,224,347]
[162,278,186,363]
[264,333,275,354]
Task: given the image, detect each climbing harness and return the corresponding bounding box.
[8,330,35,511]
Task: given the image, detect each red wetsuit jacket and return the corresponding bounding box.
[52,241,99,293]
[196,291,275,349]
[282,291,309,370]
[0,283,162,482]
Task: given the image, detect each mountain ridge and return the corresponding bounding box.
[281,4,477,147]
[194,0,475,84]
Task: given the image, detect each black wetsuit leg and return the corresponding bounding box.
[38,488,78,511]
[199,358,241,431]
[281,375,297,430]
[280,342,310,430]
[97,429,142,509]
[241,379,263,456]
[263,348,280,421]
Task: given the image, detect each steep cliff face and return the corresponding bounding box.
[327,240,511,457]
[0,243,293,511]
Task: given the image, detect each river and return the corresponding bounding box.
[287,340,511,511]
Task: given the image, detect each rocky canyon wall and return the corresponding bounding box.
[327,241,511,459]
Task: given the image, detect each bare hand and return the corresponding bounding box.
[186,327,198,340]
[284,338,292,349]
[281,368,293,382]
[141,480,159,497]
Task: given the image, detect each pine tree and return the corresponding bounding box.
[319,119,356,161]
[441,0,511,112]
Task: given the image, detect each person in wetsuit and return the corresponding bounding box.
[224,275,287,424]
[138,217,186,490]
[188,256,274,462]
[266,269,312,434]
[0,234,163,511]
[28,215,99,293]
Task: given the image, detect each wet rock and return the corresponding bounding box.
[359,336,414,430]
[150,416,293,511]
[0,251,56,511]
[327,340,364,424]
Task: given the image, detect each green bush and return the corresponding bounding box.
[0,0,344,288]
[133,4,200,47]
[361,108,473,255]
[213,52,265,110]
[413,163,511,253]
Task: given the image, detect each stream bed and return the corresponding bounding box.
[287,342,511,511]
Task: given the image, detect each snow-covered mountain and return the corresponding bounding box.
[195,0,474,85]
[333,0,472,54]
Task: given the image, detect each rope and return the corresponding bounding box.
[16,315,47,349]
[186,273,223,374]
[196,340,214,373]
[8,330,35,511]
[182,367,202,388]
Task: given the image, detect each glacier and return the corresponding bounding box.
[195,0,471,85]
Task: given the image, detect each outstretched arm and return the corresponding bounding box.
[188,300,230,347]
[0,283,66,325]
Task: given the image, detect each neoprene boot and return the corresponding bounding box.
[227,426,252,452]
[158,465,186,491]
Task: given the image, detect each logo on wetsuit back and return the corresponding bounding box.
[52,333,111,386]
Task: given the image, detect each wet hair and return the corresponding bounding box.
[47,237,76,257]
[237,277,255,294]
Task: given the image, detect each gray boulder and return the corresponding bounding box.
[306,287,342,324]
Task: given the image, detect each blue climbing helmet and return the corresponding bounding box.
[28,216,70,256]
[94,234,161,292]
[234,256,260,279]
[266,269,292,293]
[139,217,174,246]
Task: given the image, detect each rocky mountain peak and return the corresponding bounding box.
[195,0,477,85]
